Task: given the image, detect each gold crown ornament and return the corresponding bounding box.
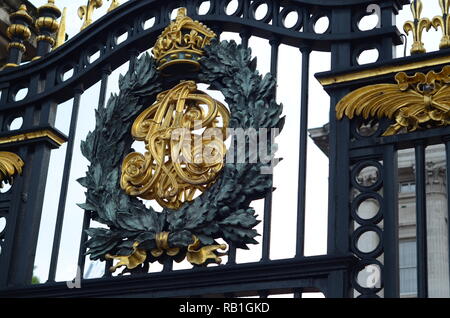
[152,8,216,74]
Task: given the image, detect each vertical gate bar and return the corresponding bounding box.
[76,211,91,278]
[105,50,145,277]
[98,65,111,110]
[383,144,399,297]
[227,243,236,264]
[261,38,279,262]
[258,290,268,298]
[163,259,173,272]
[103,260,113,277]
[47,85,84,282]
[415,142,428,298]
[239,28,250,49]
[76,66,112,278]
[129,49,139,74]
[295,46,311,259]
[326,5,353,298]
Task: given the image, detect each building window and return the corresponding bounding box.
[400,240,417,296]
[399,182,416,194]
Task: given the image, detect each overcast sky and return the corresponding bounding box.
[22,1,444,294]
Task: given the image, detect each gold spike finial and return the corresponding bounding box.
[404,0,432,54]
[152,7,216,74]
[54,7,67,49]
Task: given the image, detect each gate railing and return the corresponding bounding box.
[0,0,413,298]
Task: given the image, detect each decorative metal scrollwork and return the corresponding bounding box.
[336,66,450,136]
[120,81,230,210]
[0,152,24,188]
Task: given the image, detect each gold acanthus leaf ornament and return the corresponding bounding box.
[0,151,24,188]
[186,236,227,265]
[336,66,450,136]
[120,81,230,210]
[105,242,147,273]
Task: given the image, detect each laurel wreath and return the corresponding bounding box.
[78,39,284,269]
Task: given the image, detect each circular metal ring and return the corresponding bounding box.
[279,6,303,31]
[351,160,383,192]
[352,259,384,295]
[351,192,383,226]
[351,225,383,259]
[250,0,273,24]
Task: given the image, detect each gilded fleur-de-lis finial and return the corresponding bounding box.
[78,0,103,31]
[107,0,120,12]
[433,0,450,49]
[404,0,432,54]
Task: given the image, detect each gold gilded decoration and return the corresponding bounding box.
[433,0,450,49]
[152,8,216,72]
[0,152,24,188]
[7,24,32,42]
[78,0,103,31]
[36,35,55,46]
[35,17,59,34]
[336,66,450,136]
[0,129,66,147]
[318,55,450,86]
[9,4,33,26]
[105,242,147,273]
[2,63,18,69]
[108,0,120,12]
[54,7,67,49]
[107,235,227,272]
[37,0,61,17]
[151,232,180,257]
[120,81,229,210]
[7,42,26,52]
[404,0,432,54]
[186,236,227,265]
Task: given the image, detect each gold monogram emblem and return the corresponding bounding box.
[120,81,230,210]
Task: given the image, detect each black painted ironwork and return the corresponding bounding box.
[7,0,450,299]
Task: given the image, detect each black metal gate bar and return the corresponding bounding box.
[48,86,84,282]
[446,140,450,293]
[239,28,250,49]
[0,254,355,297]
[77,65,112,279]
[226,27,247,266]
[382,144,399,297]
[296,46,311,259]
[261,37,280,262]
[415,142,428,298]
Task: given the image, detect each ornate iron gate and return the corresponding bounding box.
[3,0,448,298]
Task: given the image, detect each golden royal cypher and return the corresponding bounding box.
[120,81,230,210]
